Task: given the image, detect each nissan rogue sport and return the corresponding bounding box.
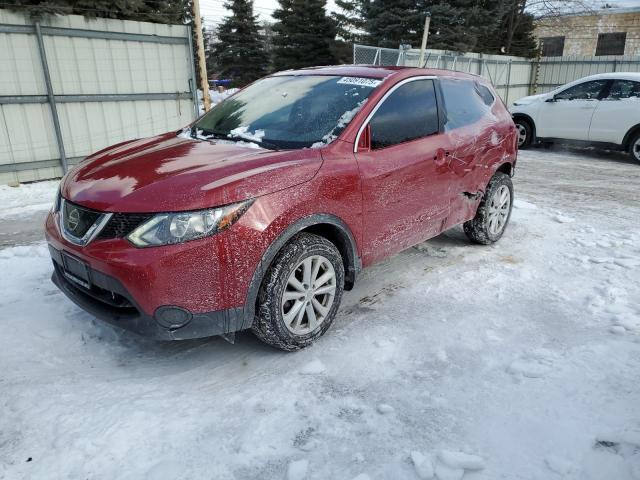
[46,66,518,351]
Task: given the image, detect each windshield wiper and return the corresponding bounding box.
[226,134,279,150]
[191,127,278,150]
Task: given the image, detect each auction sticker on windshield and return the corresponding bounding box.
[337,77,382,88]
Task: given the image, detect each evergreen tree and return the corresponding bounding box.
[333,0,368,43]
[415,0,502,53]
[504,11,537,57]
[332,0,368,63]
[272,0,337,71]
[210,0,269,86]
[364,0,422,48]
[363,0,504,53]
[4,0,189,23]
[486,0,538,57]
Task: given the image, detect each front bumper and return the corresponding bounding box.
[49,244,245,340]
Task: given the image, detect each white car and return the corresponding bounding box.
[510,72,640,162]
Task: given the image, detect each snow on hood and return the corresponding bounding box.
[512,93,548,105]
[62,132,322,213]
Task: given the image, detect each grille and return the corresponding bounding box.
[97,213,154,239]
[63,201,101,238]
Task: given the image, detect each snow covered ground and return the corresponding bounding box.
[1,147,639,480]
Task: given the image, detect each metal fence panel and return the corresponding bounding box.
[353,44,640,106]
[0,8,197,184]
[536,54,640,93]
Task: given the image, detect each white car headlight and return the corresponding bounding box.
[127,200,253,247]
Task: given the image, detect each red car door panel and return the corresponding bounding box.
[353,78,453,265]
[356,135,452,264]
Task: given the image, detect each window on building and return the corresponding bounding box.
[595,32,626,56]
[540,36,565,57]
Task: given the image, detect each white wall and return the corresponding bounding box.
[0,9,196,184]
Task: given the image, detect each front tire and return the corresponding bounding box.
[252,233,345,351]
[514,118,533,149]
[464,172,514,245]
[629,132,640,163]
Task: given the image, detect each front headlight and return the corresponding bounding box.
[127,200,253,247]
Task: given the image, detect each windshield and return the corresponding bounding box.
[191,75,381,149]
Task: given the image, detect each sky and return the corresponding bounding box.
[200,0,640,30]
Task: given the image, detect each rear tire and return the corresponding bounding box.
[464,172,514,245]
[629,132,640,163]
[514,118,533,149]
[252,233,344,351]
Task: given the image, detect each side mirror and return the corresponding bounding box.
[357,124,371,152]
[545,96,556,103]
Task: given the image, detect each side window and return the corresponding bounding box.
[441,78,490,131]
[475,83,495,107]
[370,79,438,150]
[605,80,640,100]
[554,80,608,101]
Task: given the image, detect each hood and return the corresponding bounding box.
[511,93,548,106]
[62,132,323,212]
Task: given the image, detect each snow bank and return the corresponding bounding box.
[0,180,58,218]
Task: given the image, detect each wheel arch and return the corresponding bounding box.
[496,162,513,177]
[622,123,640,150]
[512,113,536,140]
[241,214,361,329]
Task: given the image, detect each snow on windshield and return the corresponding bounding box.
[190,75,380,149]
[310,99,368,149]
[229,126,266,143]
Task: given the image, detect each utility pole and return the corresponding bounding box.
[418,13,431,68]
[192,0,211,112]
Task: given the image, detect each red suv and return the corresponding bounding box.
[45,66,517,350]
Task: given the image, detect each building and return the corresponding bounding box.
[534,6,640,57]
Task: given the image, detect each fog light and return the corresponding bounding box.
[154,306,193,329]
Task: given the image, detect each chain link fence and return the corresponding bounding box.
[353,44,640,105]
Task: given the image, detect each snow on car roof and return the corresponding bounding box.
[574,72,640,82]
[271,65,482,81]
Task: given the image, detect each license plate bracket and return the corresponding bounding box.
[61,252,91,289]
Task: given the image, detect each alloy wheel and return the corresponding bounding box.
[516,123,527,147]
[487,185,511,235]
[281,255,337,335]
[633,137,640,162]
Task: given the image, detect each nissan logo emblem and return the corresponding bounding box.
[67,208,80,232]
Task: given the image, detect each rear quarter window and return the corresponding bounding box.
[440,78,493,131]
[475,83,495,106]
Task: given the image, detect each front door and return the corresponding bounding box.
[536,79,610,140]
[354,78,452,265]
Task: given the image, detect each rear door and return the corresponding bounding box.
[438,78,513,226]
[354,77,452,264]
[589,79,640,144]
[536,79,610,140]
